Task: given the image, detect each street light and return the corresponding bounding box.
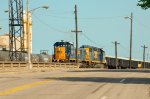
[26,0,49,70]
[124,12,133,69]
[4,10,9,13]
[29,5,49,13]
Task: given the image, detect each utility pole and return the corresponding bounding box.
[129,13,133,69]
[141,45,148,69]
[112,41,120,69]
[125,13,133,69]
[71,5,82,64]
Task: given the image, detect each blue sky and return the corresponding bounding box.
[0,0,150,60]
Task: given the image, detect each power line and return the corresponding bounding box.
[81,32,104,48]
[43,15,74,19]
[35,9,73,15]
[48,10,74,14]
[134,17,150,31]
[33,14,72,34]
[40,13,125,20]
[78,16,124,20]
[119,44,129,53]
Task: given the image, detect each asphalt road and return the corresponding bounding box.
[0,69,150,99]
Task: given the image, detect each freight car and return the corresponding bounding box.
[0,50,51,62]
[52,40,106,67]
[106,56,150,69]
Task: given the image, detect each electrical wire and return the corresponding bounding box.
[43,15,125,21]
[80,32,104,48]
[35,9,74,16]
[40,13,125,20]
[49,10,74,14]
[119,44,130,54]
[134,17,150,31]
[78,16,124,20]
[120,44,129,51]
[32,14,72,34]
[33,13,75,43]
[42,14,74,20]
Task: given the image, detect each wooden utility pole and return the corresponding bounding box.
[112,41,120,69]
[125,13,133,69]
[141,45,148,69]
[71,5,82,64]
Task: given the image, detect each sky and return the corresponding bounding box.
[0,0,150,60]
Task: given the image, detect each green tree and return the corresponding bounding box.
[137,0,150,10]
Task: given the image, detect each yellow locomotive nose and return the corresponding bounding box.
[85,48,90,61]
[55,47,66,62]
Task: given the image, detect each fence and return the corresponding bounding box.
[0,62,79,71]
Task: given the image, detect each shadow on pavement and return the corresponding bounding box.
[67,69,150,73]
[42,77,150,85]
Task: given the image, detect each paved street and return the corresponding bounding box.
[0,69,150,99]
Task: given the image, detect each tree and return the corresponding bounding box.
[137,0,150,10]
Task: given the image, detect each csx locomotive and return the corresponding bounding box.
[52,40,105,67]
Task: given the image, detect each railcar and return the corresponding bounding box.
[80,45,105,67]
[52,40,106,67]
[106,56,150,69]
[0,50,51,62]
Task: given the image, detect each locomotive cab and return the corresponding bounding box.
[53,40,74,62]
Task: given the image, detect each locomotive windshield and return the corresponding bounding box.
[54,41,73,48]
